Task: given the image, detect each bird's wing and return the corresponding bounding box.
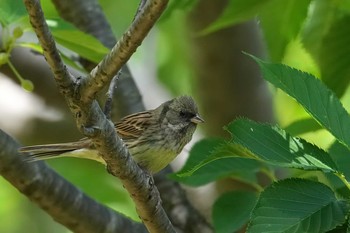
[115,111,153,140]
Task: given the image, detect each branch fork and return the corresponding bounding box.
[22,0,174,232]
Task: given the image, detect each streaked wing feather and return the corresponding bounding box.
[115,111,153,140]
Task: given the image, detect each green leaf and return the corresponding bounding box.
[17,42,43,53]
[319,16,350,97]
[173,157,260,186]
[329,141,350,181]
[228,118,338,172]
[302,1,350,97]
[213,191,257,233]
[326,141,350,197]
[17,42,85,72]
[60,52,86,73]
[259,0,312,61]
[172,138,261,186]
[247,178,348,233]
[200,0,272,35]
[284,118,322,136]
[250,55,350,149]
[0,0,27,25]
[301,0,336,59]
[175,138,225,173]
[47,18,109,63]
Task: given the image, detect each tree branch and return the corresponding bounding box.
[51,0,145,118]
[23,0,75,96]
[0,129,147,233]
[155,168,214,233]
[51,0,116,49]
[23,0,174,232]
[80,0,168,104]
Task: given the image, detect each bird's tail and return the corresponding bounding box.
[19,140,92,162]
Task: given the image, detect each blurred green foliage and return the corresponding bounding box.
[3,0,350,232]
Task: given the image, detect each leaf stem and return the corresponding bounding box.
[7,60,24,82]
[335,172,350,191]
[8,60,34,91]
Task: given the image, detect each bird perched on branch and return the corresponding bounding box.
[19,96,204,173]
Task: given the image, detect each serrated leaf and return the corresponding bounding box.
[213,191,257,233]
[173,157,260,186]
[200,0,272,35]
[249,55,350,149]
[47,18,109,63]
[247,178,348,233]
[228,118,338,172]
[175,138,225,173]
[172,138,261,186]
[176,138,260,176]
[259,0,312,61]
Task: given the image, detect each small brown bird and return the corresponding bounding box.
[19,96,204,173]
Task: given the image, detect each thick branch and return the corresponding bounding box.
[0,129,146,233]
[23,0,174,232]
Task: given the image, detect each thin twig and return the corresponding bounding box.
[80,0,169,104]
[23,0,75,97]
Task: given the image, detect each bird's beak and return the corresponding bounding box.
[191,114,204,124]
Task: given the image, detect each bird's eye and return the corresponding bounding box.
[179,111,186,117]
[179,110,194,119]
